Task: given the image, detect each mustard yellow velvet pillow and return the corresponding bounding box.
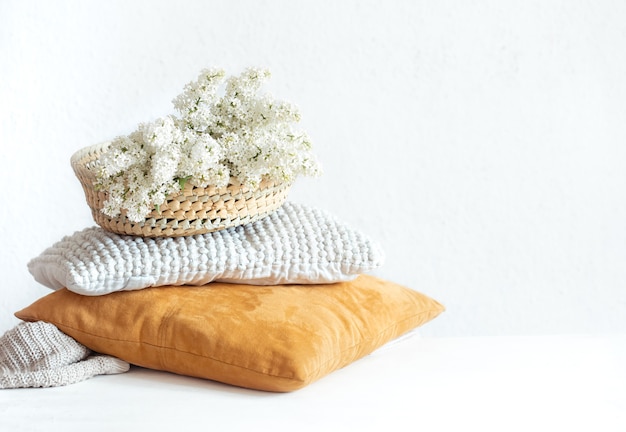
[15,275,444,392]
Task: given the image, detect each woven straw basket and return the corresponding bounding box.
[71,142,291,237]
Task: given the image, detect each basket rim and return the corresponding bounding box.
[70,141,273,188]
[70,141,109,173]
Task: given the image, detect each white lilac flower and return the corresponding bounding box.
[96,67,321,223]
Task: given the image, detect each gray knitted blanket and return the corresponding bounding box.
[0,321,129,389]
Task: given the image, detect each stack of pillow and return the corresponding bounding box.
[17,201,444,392]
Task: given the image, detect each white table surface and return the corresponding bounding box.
[1,334,625,432]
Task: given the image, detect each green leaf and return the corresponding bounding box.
[178,176,190,190]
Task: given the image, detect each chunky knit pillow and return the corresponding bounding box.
[27,202,385,296]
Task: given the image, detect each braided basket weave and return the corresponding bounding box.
[71,142,291,237]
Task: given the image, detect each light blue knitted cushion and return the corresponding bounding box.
[28,202,385,296]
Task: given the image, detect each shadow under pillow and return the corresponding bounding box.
[15,275,444,392]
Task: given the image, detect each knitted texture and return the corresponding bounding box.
[0,321,129,389]
[28,201,385,296]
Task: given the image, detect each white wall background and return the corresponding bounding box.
[1,0,625,337]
